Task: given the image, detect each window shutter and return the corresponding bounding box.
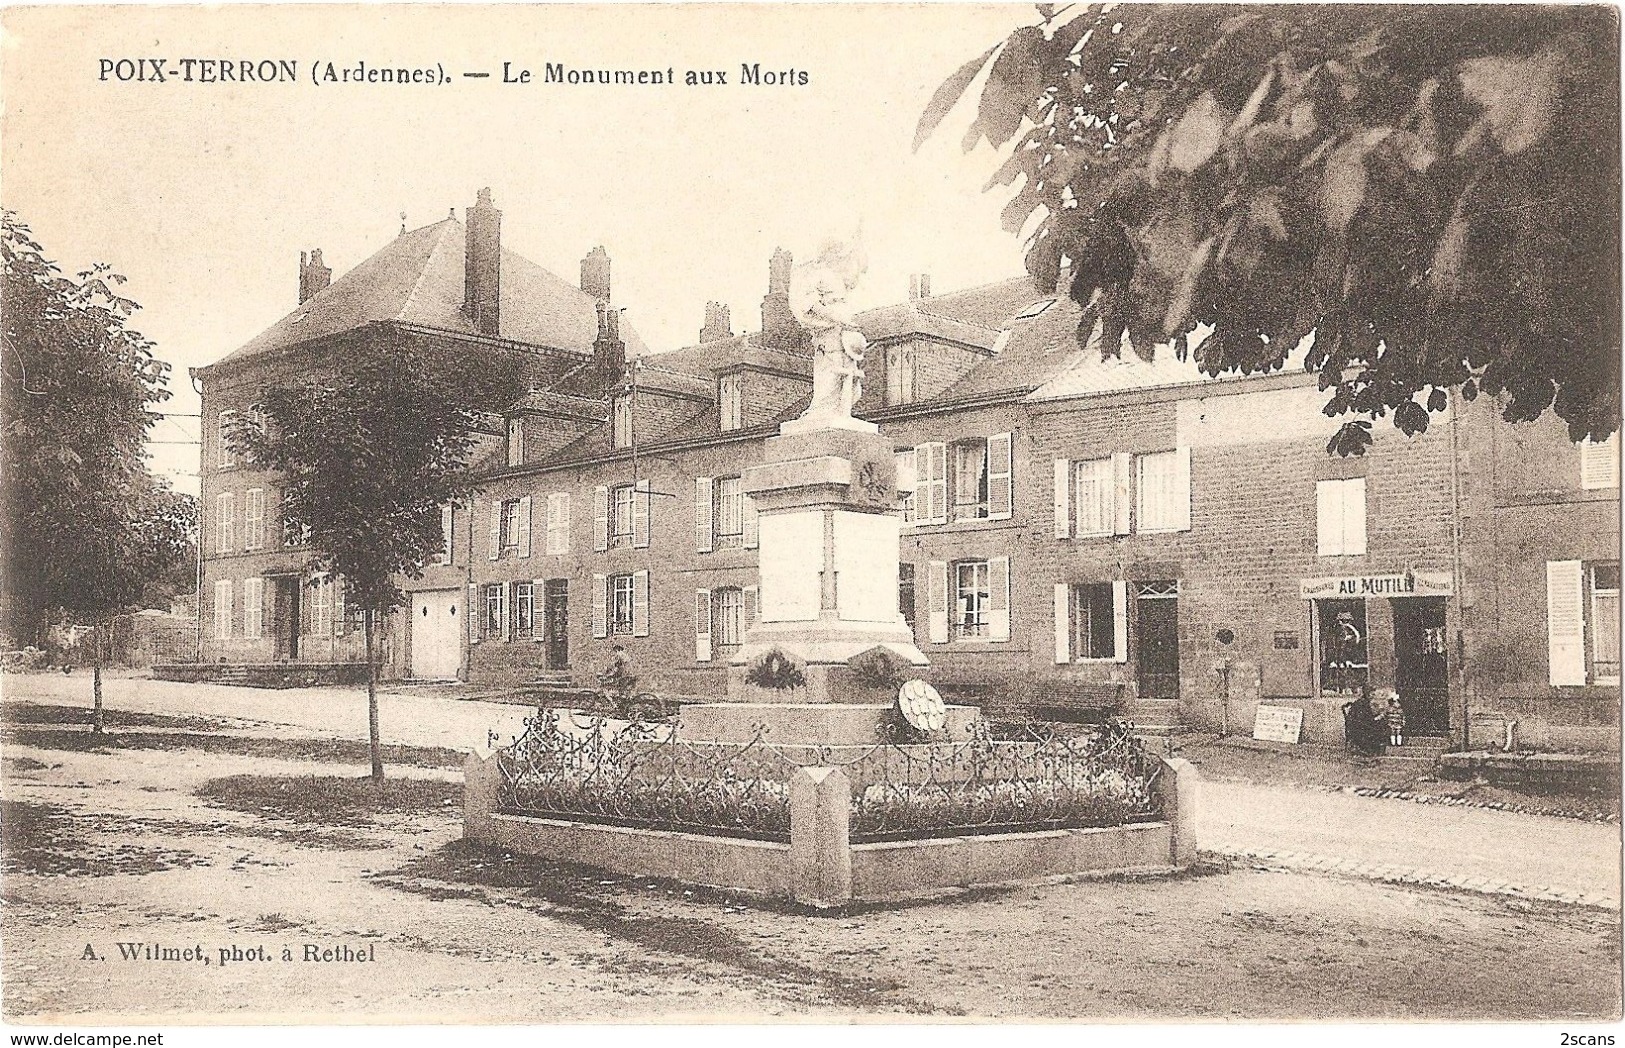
[1316,481,1341,555]
[488,500,502,561]
[744,584,758,629]
[246,577,264,640]
[695,589,713,662]
[214,579,233,640]
[1581,435,1619,490]
[695,476,714,553]
[743,493,759,549]
[632,569,650,637]
[517,496,533,558]
[591,574,608,639]
[988,556,1011,641]
[1173,446,1192,532]
[927,560,949,644]
[1546,560,1586,686]
[546,492,570,555]
[1053,459,1071,539]
[1112,580,1129,663]
[333,578,345,637]
[918,443,947,524]
[987,433,1013,520]
[1111,453,1132,535]
[593,486,609,552]
[633,480,651,549]
[498,583,511,641]
[468,584,481,643]
[1344,479,1367,555]
[1053,583,1070,664]
[218,493,235,554]
[439,505,455,564]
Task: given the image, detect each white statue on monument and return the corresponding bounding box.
[789,236,870,426]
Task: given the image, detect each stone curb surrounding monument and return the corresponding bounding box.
[462,751,1200,908]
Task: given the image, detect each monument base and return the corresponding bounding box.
[678,702,980,746]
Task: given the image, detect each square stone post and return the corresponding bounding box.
[463,750,500,844]
[789,766,852,907]
[1156,757,1199,868]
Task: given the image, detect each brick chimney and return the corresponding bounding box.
[700,301,732,343]
[758,248,805,350]
[581,246,611,302]
[909,273,932,300]
[462,188,502,336]
[298,249,331,304]
[593,301,626,372]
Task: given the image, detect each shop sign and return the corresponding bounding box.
[1253,705,1304,744]
[1298,571,1454,600]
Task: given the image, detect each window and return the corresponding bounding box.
[309,575,332,635]
[952,441,990,522]
[1073,458,1113,537]
[954,560,991,639]
[1592,564,1620,684]
[719,375,743,432]
[514,581,535,640]
[913,436,1010,525]
[217,492,235,554]
[481,583,507,640]
[1316,478,1367,556]
[544,493,570,555]
[886,344,916,405]
[609,573,636,635]
[1072,583,1117,660]
[244,489,265,551]
[213,579,233,640]
[715,587,744,648]
[896,450,917,523]
[218,410,237,470]
[1581,434,1619,490]
[1137,449,1191,533]
[1317,599,1369,695]
[612,395,633,449]
[716,477,745,549]
[500,499,522,553]
[611,484,636,548]
[899,563,916,630]
[507,418,524,468]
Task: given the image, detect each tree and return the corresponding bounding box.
[1,211,188,730]
[236,333,523,780]
[919,4,1620,454]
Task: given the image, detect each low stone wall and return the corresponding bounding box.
[463,752,1199,908]
[151,662,371,688]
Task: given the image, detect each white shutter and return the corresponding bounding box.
[497,583,510,641]
[632,569,650,637]
[927,560,949,644]
[517,496,533,558]
[988,556,1011,641]
[468,584,481,643]
[1172,445,1192,532]
[1053,583,1070,664]
[1581,435,1620,490]
[695,589,713,662]
[214,579,233,640]
[987,433,1013,520]
[332,577,345,636]
[744,584,758,628]
[244,489,263,550]
[556,492,573,554]
[1111,453,1132,535]
[918,443,947,524]
[439,505,455,564]
[487,500,502,561]
[1547,560,1587,686]
[593,486,609,552]
[695,476,714,553]
[591,574,608,638]
[633,480,651,549]
[1316,481,1341,555]
[218,492,235,554]
[543,494,560,555]
[743,493,759,550]
[1053,458,1071,539]
[241,577,261,640]
[1112,579,1129,663]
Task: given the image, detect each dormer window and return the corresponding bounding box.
[612,395,633,449]
[719,374,743,432]
[886,345,917,405]
[506,417,524,468]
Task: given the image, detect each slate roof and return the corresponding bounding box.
[212,218,647,368]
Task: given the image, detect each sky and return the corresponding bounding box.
[1,3,1036,496]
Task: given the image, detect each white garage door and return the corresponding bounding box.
[410,589,462,680]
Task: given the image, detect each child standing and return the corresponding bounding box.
[1385,691,1406,748]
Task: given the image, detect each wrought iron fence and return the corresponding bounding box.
[843,720,1164,843]
[494,710,796,840]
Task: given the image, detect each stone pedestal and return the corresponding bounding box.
[727,425,927,709]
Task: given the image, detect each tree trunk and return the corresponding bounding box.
[365,609,383,781]
[91,625,105,735]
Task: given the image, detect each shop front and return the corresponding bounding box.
[1299,570,1455,737]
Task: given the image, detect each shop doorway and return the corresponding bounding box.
[272,576,300,661]
[1393,596,1450,735]
[543,579,570,671]
[1135,581,1180,701]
